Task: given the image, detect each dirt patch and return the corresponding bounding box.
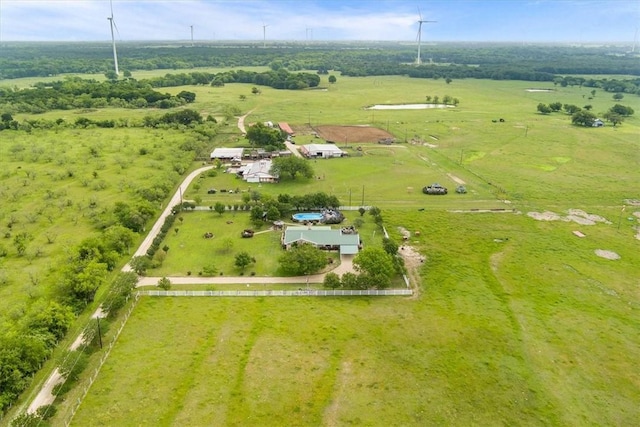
[528,209,610,225]
[314,125,395,144]
[396,227,424,295]
[447,173,466,185]
[595,249,620,260]
[527,211,564,221]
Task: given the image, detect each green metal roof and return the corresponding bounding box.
[283,227,360,253]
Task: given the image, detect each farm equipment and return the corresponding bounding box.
[422,183,448,195]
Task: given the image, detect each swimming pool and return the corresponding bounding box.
[292,212,324,222]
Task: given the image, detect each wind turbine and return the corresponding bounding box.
[107,0,120,75]
[262,22,269,48]
[190,25,194,46]
[416,8,436,65]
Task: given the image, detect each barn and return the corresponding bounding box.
[210,147,244,161]
[300,143,344,159]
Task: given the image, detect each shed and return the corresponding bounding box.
[278,122,295,136]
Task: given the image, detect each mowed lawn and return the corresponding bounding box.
[70,207,639,426]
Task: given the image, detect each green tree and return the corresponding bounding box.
[610,104,634,116]
[571,110,597,127]
[27,301,75,343]
[602,111,623,126]
[353,247,395,281]
[129,255,151,275]
[563,104,581,114]
[323,272,341,289]
[250,205,265,226]
[176,90,196,103]
[358,207,366,216]
[382,237,399,256]
[340,272,359,289]
[537,103,552,114]
[59,258,108,309]
[105,70,118,81]
[221,237,234,253]
[549,102,562,112]
[328,75,337,84]
[278,243,328,276]
[245,122,284,148]
[270,156,313,180]
[214,202,226,215]
[612,92,624,101]
[266,205,281,221]
[13,232,32,256]
[235,251,253,271]
[157,277,171,290]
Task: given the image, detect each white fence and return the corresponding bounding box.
[138,289,412,297]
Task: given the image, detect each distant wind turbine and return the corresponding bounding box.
[190,25,194,46]
[416,8,436,65]
[107,0,120,75]
[262,23,269,48]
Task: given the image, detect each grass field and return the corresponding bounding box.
[3,69,639,426]
[69,210,639,426]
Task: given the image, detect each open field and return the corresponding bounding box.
[2,69,639,425]
[69,210,639,426]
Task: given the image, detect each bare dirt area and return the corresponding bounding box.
[527,209,610,225]
[397,227,425,297]
[313,125,395,144]
[595,249,620,260]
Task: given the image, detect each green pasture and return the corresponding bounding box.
[2,69,639,426]
[0,126,200,329]
[69,210,639,426]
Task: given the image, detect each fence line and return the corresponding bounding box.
[138,289,412,297]
[64,293,140,426]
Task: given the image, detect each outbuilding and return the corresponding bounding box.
[210,147,244,160]
[300,143,345,159]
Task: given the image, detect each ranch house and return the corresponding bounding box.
[282,226,360,255]
[300,143,345,159]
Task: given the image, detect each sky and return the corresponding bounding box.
[0,0,638,44]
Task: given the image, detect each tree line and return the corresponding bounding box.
[1,42,638,80]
